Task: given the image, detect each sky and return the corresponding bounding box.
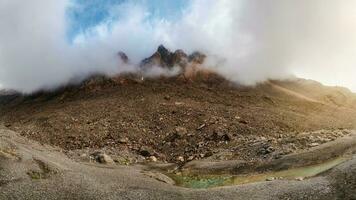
[1,0,356,93]
[66,0,187,40]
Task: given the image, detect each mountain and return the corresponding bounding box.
[1,46,356,199]
[1,46,356,163]
[140,45,206,70]
[0,89,20,105]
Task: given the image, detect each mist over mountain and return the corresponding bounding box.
[1,0,356,93]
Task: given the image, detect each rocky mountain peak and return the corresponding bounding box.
[157,45,171,60]
[139,45,206,71]
[189,51,206,64]
[117,51,129,64]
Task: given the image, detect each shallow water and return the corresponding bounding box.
[170,157,348,189]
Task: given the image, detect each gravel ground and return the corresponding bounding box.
[0,127,355,200]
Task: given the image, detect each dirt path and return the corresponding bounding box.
[268,82,324,104]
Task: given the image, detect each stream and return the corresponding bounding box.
[169,156,349,189]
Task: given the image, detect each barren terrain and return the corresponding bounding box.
[1,73,356,199]
[1,75,356,164]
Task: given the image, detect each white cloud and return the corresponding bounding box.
[1,0,356,93]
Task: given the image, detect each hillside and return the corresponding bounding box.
[1,72,356,164]
[1,46,356,199]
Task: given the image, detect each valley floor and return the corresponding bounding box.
[0,127,355,200]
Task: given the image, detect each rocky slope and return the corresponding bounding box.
[1,46,356,199]
[1,45,356,164]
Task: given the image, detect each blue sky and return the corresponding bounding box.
[67,0,188,40]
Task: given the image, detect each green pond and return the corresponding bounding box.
[170,157,348,189]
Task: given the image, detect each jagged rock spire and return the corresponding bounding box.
[140,45,206,70]
[117,51,129,64]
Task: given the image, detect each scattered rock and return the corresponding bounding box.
[118,137,129,144]
[238,120,248,125]
[309,143,320,147]
[165,127,188,142]
[205,151,213,157]
[174,102,185,106]
[262,95,275,104]
[222,133,233,141]
[273,152,283,159]
[295,177,304,181]
[164,95,171,100]
[175,127,188,137]
[0,149,18,160]
[177,156,185,162]
[197,142,205,148]
[113,157,131,165]
[258,143,275,155]
[259,137,267,141]
[91,152,114,164]
[266,177,276,181]
[148,156,158,162]
[211,130,233,141]
[139,147,153,157]
[187,156,195,161]
[197,124,206,130]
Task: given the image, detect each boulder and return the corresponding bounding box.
[148,156,158,162]
[139,146,154,157]
[91,152,114,164]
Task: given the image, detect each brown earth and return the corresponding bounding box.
[1,126,355,200]
[1,73,356,164]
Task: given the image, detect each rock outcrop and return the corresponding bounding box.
[140,45,206,71]
[117,51,129,64]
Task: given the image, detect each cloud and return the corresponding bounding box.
[0,0,129,93]
[1,0,356,93]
